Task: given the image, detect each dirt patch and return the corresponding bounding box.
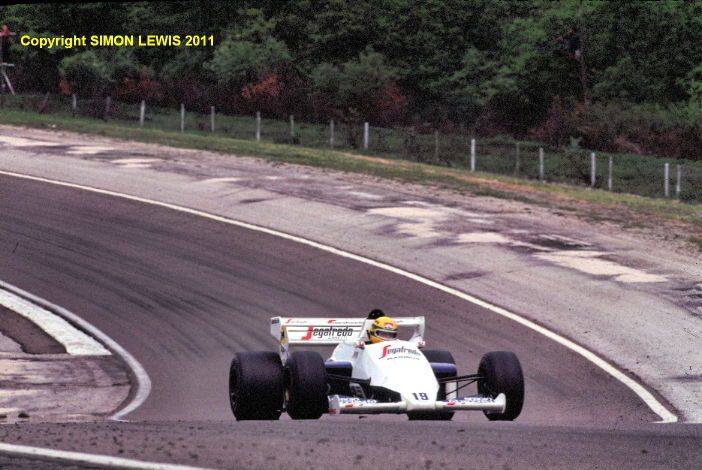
[1,124,700,258]
[0,354,130,423]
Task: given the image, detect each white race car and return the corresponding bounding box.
[229,315,524,421]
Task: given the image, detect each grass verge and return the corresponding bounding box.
[1,108,700,239]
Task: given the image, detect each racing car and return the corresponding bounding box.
[228,314,524,421]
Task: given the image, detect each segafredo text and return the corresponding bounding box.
[300,326,354,340]
[380,344,421,359]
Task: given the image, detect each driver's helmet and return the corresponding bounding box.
[367,316,398,344]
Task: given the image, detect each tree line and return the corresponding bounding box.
[3,1,702,159]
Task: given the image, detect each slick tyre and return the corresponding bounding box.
[478,351,524,421]
[422,350,455,365]
[286,351,328,419]
[408,350,456,421]
[229,351,285,421]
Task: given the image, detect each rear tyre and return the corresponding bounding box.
[229,351,285,421]
[422,350,455,365]
[408,350,456,421]
[286,351,328,419]
[477,351,524,421]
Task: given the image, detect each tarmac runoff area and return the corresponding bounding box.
[0,141,700,468]
[0,126,699,427]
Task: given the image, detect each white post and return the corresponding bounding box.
[104,96,111,118]
[539,147,544,182]
[210,106,215,133]
[363,122,369,150]
[71,94,77,116]
[470,138,476,172]
[180,103,185,132]
[434,130,439,159]
[290,115,294,137]
[590,152,596,187]
[676,164,681,198]
[664,163,670,197]
[139,100,145,127]
[256,112,261,141]
[607,156,613,191]
[515,142,520,175]
[330,119,335,147]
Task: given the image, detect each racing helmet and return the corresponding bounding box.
[367,308,386,320]
[367,316,398,344]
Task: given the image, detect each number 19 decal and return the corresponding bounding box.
[412,392,429,400]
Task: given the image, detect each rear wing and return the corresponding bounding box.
[270,316,425,358]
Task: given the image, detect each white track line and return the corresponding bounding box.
[0,169,678,424]
[0,280,151,421]
[0,287,110,355]
[0,442,210,470]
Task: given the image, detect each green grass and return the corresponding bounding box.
[0,104,700,238]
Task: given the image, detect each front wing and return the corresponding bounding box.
[328,394,506,415]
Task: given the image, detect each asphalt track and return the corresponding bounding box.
[0,174,700,469]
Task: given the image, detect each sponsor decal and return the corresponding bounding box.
[338,397,376,404]
[380,344,421,359]
[300,326,355,340]
[452,397,496,404]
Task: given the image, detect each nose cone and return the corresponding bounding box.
[362,341,439,401]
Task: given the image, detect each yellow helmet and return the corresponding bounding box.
[368,316,398,344]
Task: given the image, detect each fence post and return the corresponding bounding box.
[434,130,439,160]
[676,164,681,199]
[139,100,145,127]
[210,106,215,133]
[514,142,520,175]
[590,152,596,187]
[363,122,369,150]
[330,119,335,148]
[664,162,670,197]
[104,96,111,120]
[289,115,295,138]
[607,155,613,191]
[470,138,476,172]
[37,92,50,113]
[72,94,77,117]
[256,111,261,141]
[539,147,544,182]
[180,103,185,132]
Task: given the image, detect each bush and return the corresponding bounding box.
[310,48,406,127]
[528,97,579,147]
[528,100,702,161]
[58,51,112,97]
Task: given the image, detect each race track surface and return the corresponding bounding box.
[0,174,699,469]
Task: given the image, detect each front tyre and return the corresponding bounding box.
[477,351,524,421]
[229,352,285,420]
[286,351,328,419]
